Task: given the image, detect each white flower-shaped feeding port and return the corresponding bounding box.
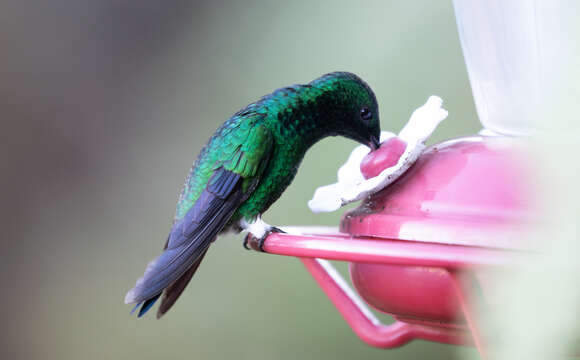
[308,96,448,213]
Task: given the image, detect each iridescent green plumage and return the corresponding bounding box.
[126,72,381,317]
[176,72,380,222]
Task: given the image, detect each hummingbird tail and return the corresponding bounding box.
[130,293,161,317]
[156,246,210,318]
[125,168,253,317]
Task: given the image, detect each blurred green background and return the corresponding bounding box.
[1,1,481,359]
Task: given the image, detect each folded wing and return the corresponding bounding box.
[125,122,273,317]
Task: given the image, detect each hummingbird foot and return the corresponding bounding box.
[240,217,285,252]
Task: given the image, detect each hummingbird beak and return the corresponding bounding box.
[369,135,380,151]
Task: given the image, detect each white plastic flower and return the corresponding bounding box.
[308,96,448,213]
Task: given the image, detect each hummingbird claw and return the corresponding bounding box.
[257,237,266,252]
[242,236,251,250]
[269,226,285,233]
[258,226,285,251]
[242,226,285,252]
[242,233,262,251]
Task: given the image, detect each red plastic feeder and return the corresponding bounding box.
[257,136,534,358]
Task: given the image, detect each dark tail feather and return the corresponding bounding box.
[133,293,161,317]
[156,246,210,318]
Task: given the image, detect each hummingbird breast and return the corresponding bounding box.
[228,85,329,224]
[229,136,305,224]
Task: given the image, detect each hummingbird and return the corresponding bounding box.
[125,72,381,318]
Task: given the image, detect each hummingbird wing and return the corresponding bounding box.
[125,122,274,317]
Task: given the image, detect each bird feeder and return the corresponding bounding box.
[252,135,533,357]
[252,1,568,358]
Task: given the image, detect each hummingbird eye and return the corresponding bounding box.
[360,107,372,122]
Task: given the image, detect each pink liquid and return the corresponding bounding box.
[360,137,407,179]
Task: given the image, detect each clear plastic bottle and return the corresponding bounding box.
[453,0,578,136]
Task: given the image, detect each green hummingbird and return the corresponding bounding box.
[125,72,381,318]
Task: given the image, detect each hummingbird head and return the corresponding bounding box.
[311,72,381,150]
